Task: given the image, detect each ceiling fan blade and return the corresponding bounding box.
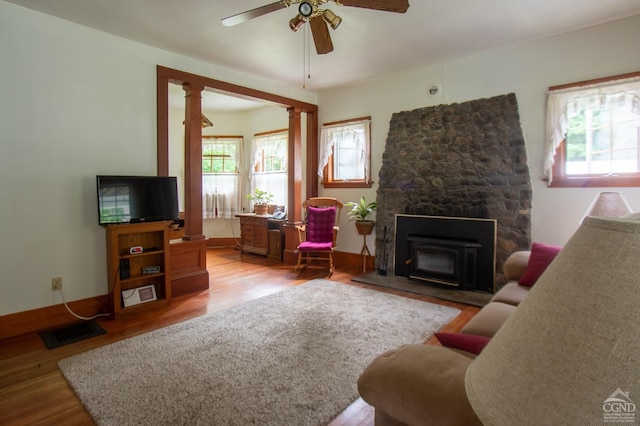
[309,16,334,54]
[221,1,288,27]
[338,0,409,13]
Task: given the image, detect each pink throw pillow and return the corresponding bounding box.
[435,332,491,355]
[518,242,562,287]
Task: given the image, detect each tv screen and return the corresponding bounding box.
[97,175,179,226]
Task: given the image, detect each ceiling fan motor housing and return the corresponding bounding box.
[299,2,314,17]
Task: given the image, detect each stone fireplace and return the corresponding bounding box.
[375,93,531,291]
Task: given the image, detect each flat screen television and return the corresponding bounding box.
[96,175,179,226]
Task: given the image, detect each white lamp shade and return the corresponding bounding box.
[466,217,640,425]
[585,191,632,218]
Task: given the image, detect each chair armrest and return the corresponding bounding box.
[295,224,306,244]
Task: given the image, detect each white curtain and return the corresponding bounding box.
[250,172,287,207]
[545,76,640,183]
[318,118,371,182]
[202,137,244,218]
[252,133,288,172]
[250,132,288,208]
[203,174,242,218]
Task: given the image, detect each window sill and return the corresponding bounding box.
[549,175,640,188]
[322,181,373,189]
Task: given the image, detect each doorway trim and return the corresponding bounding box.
[156,65,319,237]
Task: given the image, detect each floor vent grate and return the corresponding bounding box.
[39,320,107,349]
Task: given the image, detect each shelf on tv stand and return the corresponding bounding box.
[104,221,172,316]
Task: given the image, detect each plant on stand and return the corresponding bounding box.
[345,196,378,272]
[345,196,378,235]
[247,188,274,215]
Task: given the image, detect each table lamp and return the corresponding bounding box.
[584,191,632,219]
[466,216,640,424]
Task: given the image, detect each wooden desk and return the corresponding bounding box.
[237,213,272,256]
[268,219,286,262]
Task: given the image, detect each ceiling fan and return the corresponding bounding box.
[222,0,410,55]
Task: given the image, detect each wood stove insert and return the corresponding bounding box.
[395,215,496,293]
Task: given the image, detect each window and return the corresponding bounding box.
[250,130,288,207]
[545,72,640,187]
[202,136,243,218]
[319,117,372,188]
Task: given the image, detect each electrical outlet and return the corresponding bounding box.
[51,277,62,292]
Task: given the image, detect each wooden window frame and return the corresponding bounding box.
[202,135,242,175]
[550,139,640,187]
[548,71,640,188]
[253,129,287,173]
[321,116,373,189]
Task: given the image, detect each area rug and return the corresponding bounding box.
[58,279,460,426]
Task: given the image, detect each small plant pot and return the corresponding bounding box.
[254,204,269,215]
[356,221,375,235]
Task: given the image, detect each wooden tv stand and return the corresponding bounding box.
[105,222,209,315]
[105,222,172,316]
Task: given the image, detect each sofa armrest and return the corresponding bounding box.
[358,344,482,426]
[503,250,531,281]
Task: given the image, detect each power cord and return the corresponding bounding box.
[54,287,110,321]
[230,218,242,247]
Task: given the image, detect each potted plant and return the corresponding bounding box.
[345,196,378,235]
[247,188,274,215]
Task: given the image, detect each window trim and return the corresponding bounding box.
[550,139,640,187]
[252,129,288,173]
[321,116,373,189]
[201,135,244,218]
[202,135,242,174]
[546,71,640,188]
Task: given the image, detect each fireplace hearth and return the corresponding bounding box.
[395,215,496,293]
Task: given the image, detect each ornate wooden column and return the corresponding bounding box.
[283,107,304,264]
[182,82,206,241]
[167,82,209,297]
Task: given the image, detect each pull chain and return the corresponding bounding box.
[302,24,306,89]
[307,26,311,81]
[302,23,311,89]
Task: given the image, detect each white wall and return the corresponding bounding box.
[0,1,313,316]
[318,14,640,255]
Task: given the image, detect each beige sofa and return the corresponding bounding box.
[459,250,530,337]
[360,217,640,425]
[357,250,532,426]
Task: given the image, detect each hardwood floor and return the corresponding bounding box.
[0,247,479,426]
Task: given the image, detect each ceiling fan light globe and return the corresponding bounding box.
[298,2,314,17]
[322,9,342,30]
[289,14,306,32]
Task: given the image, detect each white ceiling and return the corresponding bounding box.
[7,0,640,98]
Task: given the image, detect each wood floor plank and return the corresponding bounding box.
[0,247,478,425]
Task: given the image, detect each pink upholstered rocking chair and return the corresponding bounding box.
[295,197,343,277]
